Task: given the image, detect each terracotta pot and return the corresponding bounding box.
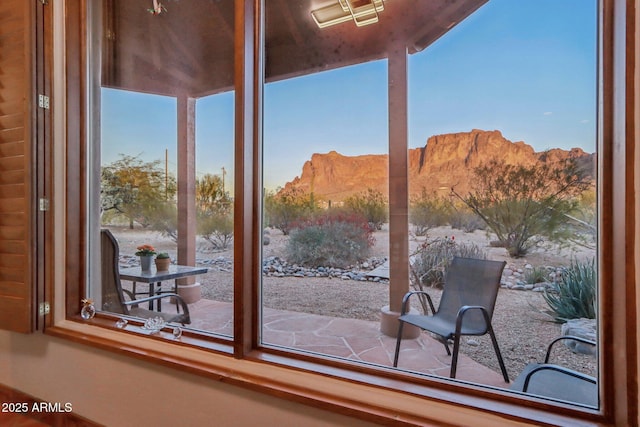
[155,257,171,271]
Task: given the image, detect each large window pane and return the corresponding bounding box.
[261,1,391,357]
[88,0,235,338]
[261,0,599,408]
[406,0,598,406]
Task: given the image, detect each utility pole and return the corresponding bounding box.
[221,166,226,194]
[165,148,168,200]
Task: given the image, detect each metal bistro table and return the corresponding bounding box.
[119,265,209,311]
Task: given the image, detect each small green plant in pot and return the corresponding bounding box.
[155,252,171,271]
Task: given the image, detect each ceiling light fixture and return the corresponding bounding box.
[311,0,385,29]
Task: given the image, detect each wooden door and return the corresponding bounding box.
[0,0,49,333]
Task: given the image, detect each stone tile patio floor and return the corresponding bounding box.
[180,299,510,389]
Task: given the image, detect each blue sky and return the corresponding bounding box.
[101,0,597,191]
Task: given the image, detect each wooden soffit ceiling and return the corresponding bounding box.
[102,0,487,98]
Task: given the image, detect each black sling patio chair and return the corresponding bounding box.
[510,336,597,406]
[393,257,509,382]
[101,229,191,325]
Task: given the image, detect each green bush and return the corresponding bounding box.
[409,189,450,236]
[543,259,596,322]
[343,188,388,231]
[285,212,374,268]
[523,266,548,284]
[448,205,485,233]
[264,187,317,235]
[410,237,486,289]
[198,210,234,250]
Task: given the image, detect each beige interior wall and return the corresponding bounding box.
[0,331,378,427]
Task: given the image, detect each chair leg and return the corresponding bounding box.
[487,326,510,383]
[393,321,405,367]
[437,336,451,356]
[450,334,462,378]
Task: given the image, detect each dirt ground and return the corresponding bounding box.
[111,224,597,380]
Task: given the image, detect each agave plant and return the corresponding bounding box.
[543,258,596,322]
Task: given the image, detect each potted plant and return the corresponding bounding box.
[135,244,156,271]
[155,252,171,271]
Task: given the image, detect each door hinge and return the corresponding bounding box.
[39,198,50,211]
[39,0,49,5]
[39,302,50,316]
[38,94,50,110]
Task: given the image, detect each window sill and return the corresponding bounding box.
[45,319,606,427]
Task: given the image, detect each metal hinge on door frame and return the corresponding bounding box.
[39,302,50,316]
[39,0,49,5]
[39,198,49,211]
[38,94,50,110]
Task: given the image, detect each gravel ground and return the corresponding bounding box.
[111,225,597,380]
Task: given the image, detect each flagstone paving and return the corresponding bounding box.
[184,299,509,388]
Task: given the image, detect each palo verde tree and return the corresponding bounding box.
[452,158,592,257]
[196,173,234,249]
[409,188,451,236]
[264,187,317,235]
[101,154,176,229]
[343,188,388,231]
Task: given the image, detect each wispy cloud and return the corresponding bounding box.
[543,111,553,116]
[580,119,589,123]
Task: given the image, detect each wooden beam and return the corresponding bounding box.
[387,45,409,314]
[177,95,196,274]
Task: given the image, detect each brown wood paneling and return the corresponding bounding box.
[0,101,22,117]
[0,225,26,240]
[0,129,24,144]
[0,171,24,185]
[0,142,25,158]
[0,199,25,213]
[0,0,33,333]
[0,281,28,298]
[0,156,25,171]
[0,114,24,132]
[0,213,26,226]
[0,184,24,198]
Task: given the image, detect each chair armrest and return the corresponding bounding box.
[400,291,436,315]
[454,305,491,334]
[545,335,596,363]
[522,364,596,393]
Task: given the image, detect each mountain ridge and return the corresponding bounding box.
[281,129,595,202]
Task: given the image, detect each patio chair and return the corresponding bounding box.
[510,336,597,406]
[100,229,191,325]
[393,257,509,382]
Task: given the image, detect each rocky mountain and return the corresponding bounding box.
[281,129,595,203]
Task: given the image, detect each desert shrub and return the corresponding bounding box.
[448,204,485,233]
[409,189,450,236]
[453,159,592,258]
[198,210,234,249]
[264,187,317,235]
[343,188,388,231]
[543,258,596,322]
[410,236,486,290]
[285,212,374,268]
[149,201,178,241]
[196,173,234,249]
[523,266,548,284]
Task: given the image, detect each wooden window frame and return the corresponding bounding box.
[46,0,638,425]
